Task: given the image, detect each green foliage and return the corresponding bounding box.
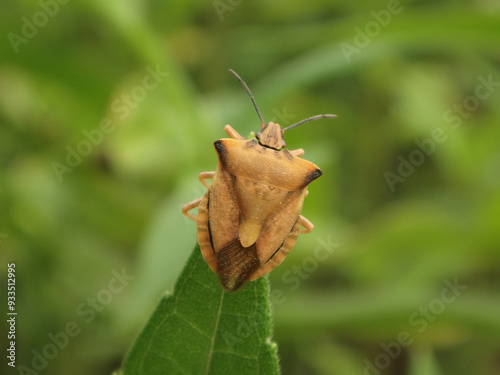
[0,1,499,374]
[119,245,279,375]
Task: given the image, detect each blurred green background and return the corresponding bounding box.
[1,0,500,374]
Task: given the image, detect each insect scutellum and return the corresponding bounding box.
[229,69,337,151]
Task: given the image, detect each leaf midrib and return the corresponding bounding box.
[204,289,225,375]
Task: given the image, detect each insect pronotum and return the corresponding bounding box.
[182,69,336,292]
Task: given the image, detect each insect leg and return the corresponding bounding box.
[290,148,305,157]
[224,125,246,140]
[181,197,202,222]
[199,171,215,189]
[299,215,314,234]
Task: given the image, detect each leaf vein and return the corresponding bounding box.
[204,289,224,375]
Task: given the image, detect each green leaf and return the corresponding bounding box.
[119,244,280,375]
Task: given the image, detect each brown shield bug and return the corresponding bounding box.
[182,69,336,292]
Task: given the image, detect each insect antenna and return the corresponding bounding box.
[229,69,265,125]
[283,114,337,132]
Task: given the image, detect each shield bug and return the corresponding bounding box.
[182,69,336,292]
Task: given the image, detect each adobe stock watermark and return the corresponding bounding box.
[222,235,339,352]
[269,106,297,125]
[339,0,405,63]
[363,277,467,375]
[270,235,339,305]
[385,73,500,192]
[222,307,269,353]
[7,0,71,54]
[51,65,169,183]
[16,268,134,375]
[213,0,243,22]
